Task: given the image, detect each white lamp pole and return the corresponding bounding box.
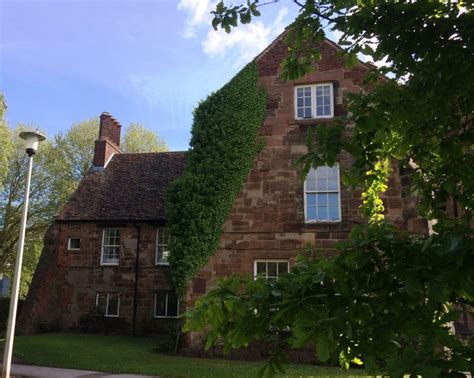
[2,130,45,378]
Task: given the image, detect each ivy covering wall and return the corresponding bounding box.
[166,62,266,292]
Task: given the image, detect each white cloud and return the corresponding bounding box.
[202,7,288,64]
[178,0,217,39]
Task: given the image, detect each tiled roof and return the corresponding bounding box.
[56,152,187,221]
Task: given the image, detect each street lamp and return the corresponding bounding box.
[2,130,45,378]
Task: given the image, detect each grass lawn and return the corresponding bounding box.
[2,333,373,377]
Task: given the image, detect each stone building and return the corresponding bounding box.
[19,34,427,337]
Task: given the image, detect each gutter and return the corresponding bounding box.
[132,224,141,335]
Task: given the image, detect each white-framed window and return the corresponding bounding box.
[155,228,171,265]
[67,237,81,250]
[254,260,289,280]
[295,83,334,119]
[101,228,120,265]
[154,291,179,318]
[304,165,341,222]
[96,292,120,317]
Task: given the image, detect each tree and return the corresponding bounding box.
[0,94,13,193]
[183,1,474,375]
[122,123,168,153]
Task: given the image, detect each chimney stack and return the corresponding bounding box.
[92,112,122,168]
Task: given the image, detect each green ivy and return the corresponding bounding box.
[166,62,266,292]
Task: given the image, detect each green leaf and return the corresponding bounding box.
[316,335,331,362]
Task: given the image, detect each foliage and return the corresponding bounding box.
[185,223,474,375]
[8,333,367,377]
[0,94,13,193]
[166,62,266,291]
[182,1,474,376]
[122,122,168,153]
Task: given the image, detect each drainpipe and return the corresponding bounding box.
[132,224,141,335]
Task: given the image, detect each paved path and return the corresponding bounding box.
[3,364,158,378]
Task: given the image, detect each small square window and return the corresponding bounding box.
[154,291,179,318]
[67,237,81,250]
[295,83,334,119]
[96,292,120,317]
[254,260,289,280]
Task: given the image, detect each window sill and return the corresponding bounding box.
[155,262,170,266]
[154,315,179,319]
[100,263,119,266]
[104,314,119,318]
[305,220,341,224]
[67,248,80,251]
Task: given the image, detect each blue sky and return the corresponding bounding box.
[0,0,300,151]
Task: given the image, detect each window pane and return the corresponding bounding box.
[316,166,327,179]
[328,193,339,206]
[306,180,316,191]
[155,293,167,317]
[256,262,266,276]
[167,294,179,317]
[277,262,289,275]
[307,193,317,206]
[107,294,119,316]
[327,166,337,178]
[315,84,332,117]
[317,207,329,220]
[267,262,277,278]
[307,206,317,221]
[316,179,327,191]
[96,293,107,315]
[329,207,340,220]
[316,193,327,206]
[296,86,313,119]
[327,179,338,191]
[103,246,119,263]
[68,237,80,249]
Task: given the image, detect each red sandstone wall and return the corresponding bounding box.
[186,39,408,305]
[19,222,174,332]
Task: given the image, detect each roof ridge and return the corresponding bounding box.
[118,150,188,156]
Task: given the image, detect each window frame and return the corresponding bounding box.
[294,83,334,120]
[253,259,290,280]
[100,228,120,266]
[95,292,120,318]
[154,292,180,319]
[155,228,171,266]
[304,164,342,223]
[67,237,81,251]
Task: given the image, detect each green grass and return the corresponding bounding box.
[1,333,374,377]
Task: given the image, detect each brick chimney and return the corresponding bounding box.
[93,112,122,168]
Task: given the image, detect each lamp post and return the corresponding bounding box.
[2,130,45,378]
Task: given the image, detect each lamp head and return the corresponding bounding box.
[19,129,46,156]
